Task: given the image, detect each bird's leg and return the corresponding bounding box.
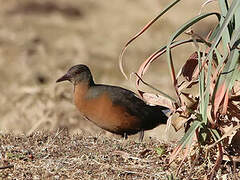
[122,132,128,140]
[138,130,144,142]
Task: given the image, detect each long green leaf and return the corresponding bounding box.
[206,0,239,62]
[234,0,240,28]
[119,0,182,79]
[208,0,240,118]
[178,121,203,149]
[166,12,220,89]
[198,50,205,123]
[203,51,213,123]
[218,0,231,55]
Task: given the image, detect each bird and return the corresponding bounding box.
[56,64,169,141]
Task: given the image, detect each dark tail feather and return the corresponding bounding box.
[143,105,169,130]
[154,105,169,124]
[159,106,171,117]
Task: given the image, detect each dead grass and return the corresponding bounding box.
[0,130,238,179]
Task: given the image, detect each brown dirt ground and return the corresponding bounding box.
[0,130,238,179]
[1,0,238,179]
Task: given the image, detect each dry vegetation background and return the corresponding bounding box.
[1,0,237,179]
[0,0,216,141]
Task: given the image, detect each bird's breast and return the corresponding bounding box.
[73,84,141,134]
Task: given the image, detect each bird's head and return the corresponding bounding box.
[56,64,94,86]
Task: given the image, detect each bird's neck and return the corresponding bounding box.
[73,80,94,92]
[73,82,91,107]
[74,77,95,87]
[73,77,95,109]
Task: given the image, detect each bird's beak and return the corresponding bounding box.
[56,73,71,83]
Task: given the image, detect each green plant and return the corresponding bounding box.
[119,0,240,179]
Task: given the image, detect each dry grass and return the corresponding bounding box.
[0,130,238,179]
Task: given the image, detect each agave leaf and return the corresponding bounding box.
[170,120,202,163]
[119,0,182,79]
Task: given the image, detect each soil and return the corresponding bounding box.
[0,130,238,179]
